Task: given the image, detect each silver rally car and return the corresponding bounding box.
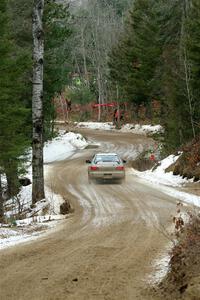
[86,153,126,183]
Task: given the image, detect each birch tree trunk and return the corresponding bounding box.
[32,0,45,204]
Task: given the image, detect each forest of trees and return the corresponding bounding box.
[68,0,200,151]
[0,0,73,218]
[0,0,200,219]
[109,0,200,152]
[66,0,131,120]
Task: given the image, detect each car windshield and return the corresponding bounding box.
[94,155,120,164]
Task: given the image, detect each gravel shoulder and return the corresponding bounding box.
[0,130,179,300]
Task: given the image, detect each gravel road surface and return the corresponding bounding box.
[0,130,177,300]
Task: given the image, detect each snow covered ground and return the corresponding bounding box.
[147,244,171,285]
[0,131,88,250]
[77,122,115,131]
[133,154,200,207]
[76,122,163,135]
[44,131,88,163]
[134,154,187,187]
[138,154,200,284]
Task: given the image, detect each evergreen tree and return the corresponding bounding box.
[109,0,200,151]
[0,0,30,198]
[43,0,72,138]
[158,0,185,151]
[98,0,131,16]
[187,0,200,135]
[9,0,73,139]
[160,0,199,151]
[109,0,162,117]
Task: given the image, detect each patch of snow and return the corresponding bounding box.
[44,131,88,163]
[147,209,191,286]
[0,227,19,237]
[120,123,163,134]
[133,154,200,207]
[133,154,188,187]
[0,229,43,250]
[1,186,68,250]
[7,131,88,218]
[158,186,200,207]
[15,215,66,227]
[77,122,115,131]
[147,244,171,285]
[5,179,65,219]
[76,122,163,135]
[0,218,65,250]
[1,131,88,250]
[1,180,68,250]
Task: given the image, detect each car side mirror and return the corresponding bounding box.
[86,160,91,164]
[123,160,127,164]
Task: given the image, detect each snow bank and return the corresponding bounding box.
[134,154,188,187]
[0,131,88,250]
[147,244,171,285]
[44,131,88,163]
[77,122,115,131]
[76,122,163,135]
[1,183,68,250]
[6,131,88,218]
[120,123,163,134]
[6,184,65,218]
[133,154,200,207]
[0,218,64,250]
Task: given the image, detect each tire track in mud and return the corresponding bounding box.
[0,129,178,300]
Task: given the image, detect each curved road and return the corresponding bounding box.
[0,130,177,300]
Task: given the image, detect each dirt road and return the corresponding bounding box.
[0,130,178,300]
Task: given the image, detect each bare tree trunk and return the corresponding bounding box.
[97,66,102,121]
[73,53,82,78]
[183,48,196,138]
[32,0,45,204]
[181,0,196,138]
[81,27,89,87]
[5,163,20,198]
[0,173,4,222]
